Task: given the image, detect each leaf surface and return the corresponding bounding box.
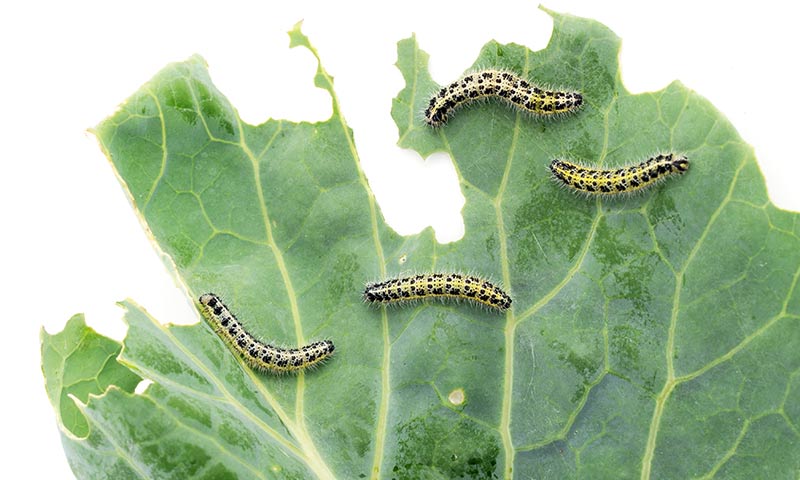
[42,10,800,479]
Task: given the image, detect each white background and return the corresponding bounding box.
[2,1,798,477]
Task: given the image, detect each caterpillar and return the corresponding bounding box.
[198,293,334,374]
[363,273,512,311]
[549,153,690,195]
[424,69,583,127]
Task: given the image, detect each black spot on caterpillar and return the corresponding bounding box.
[549,153,690,195]
[363,273,512,311]
[424,69,583,127]
[198,293,334,374]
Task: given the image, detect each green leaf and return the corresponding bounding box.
[42,9,800,479]
[40,314,142,476]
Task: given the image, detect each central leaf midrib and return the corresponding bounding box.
[235,116,337,480]
[294,32,394,480]
[497,48,531,479]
